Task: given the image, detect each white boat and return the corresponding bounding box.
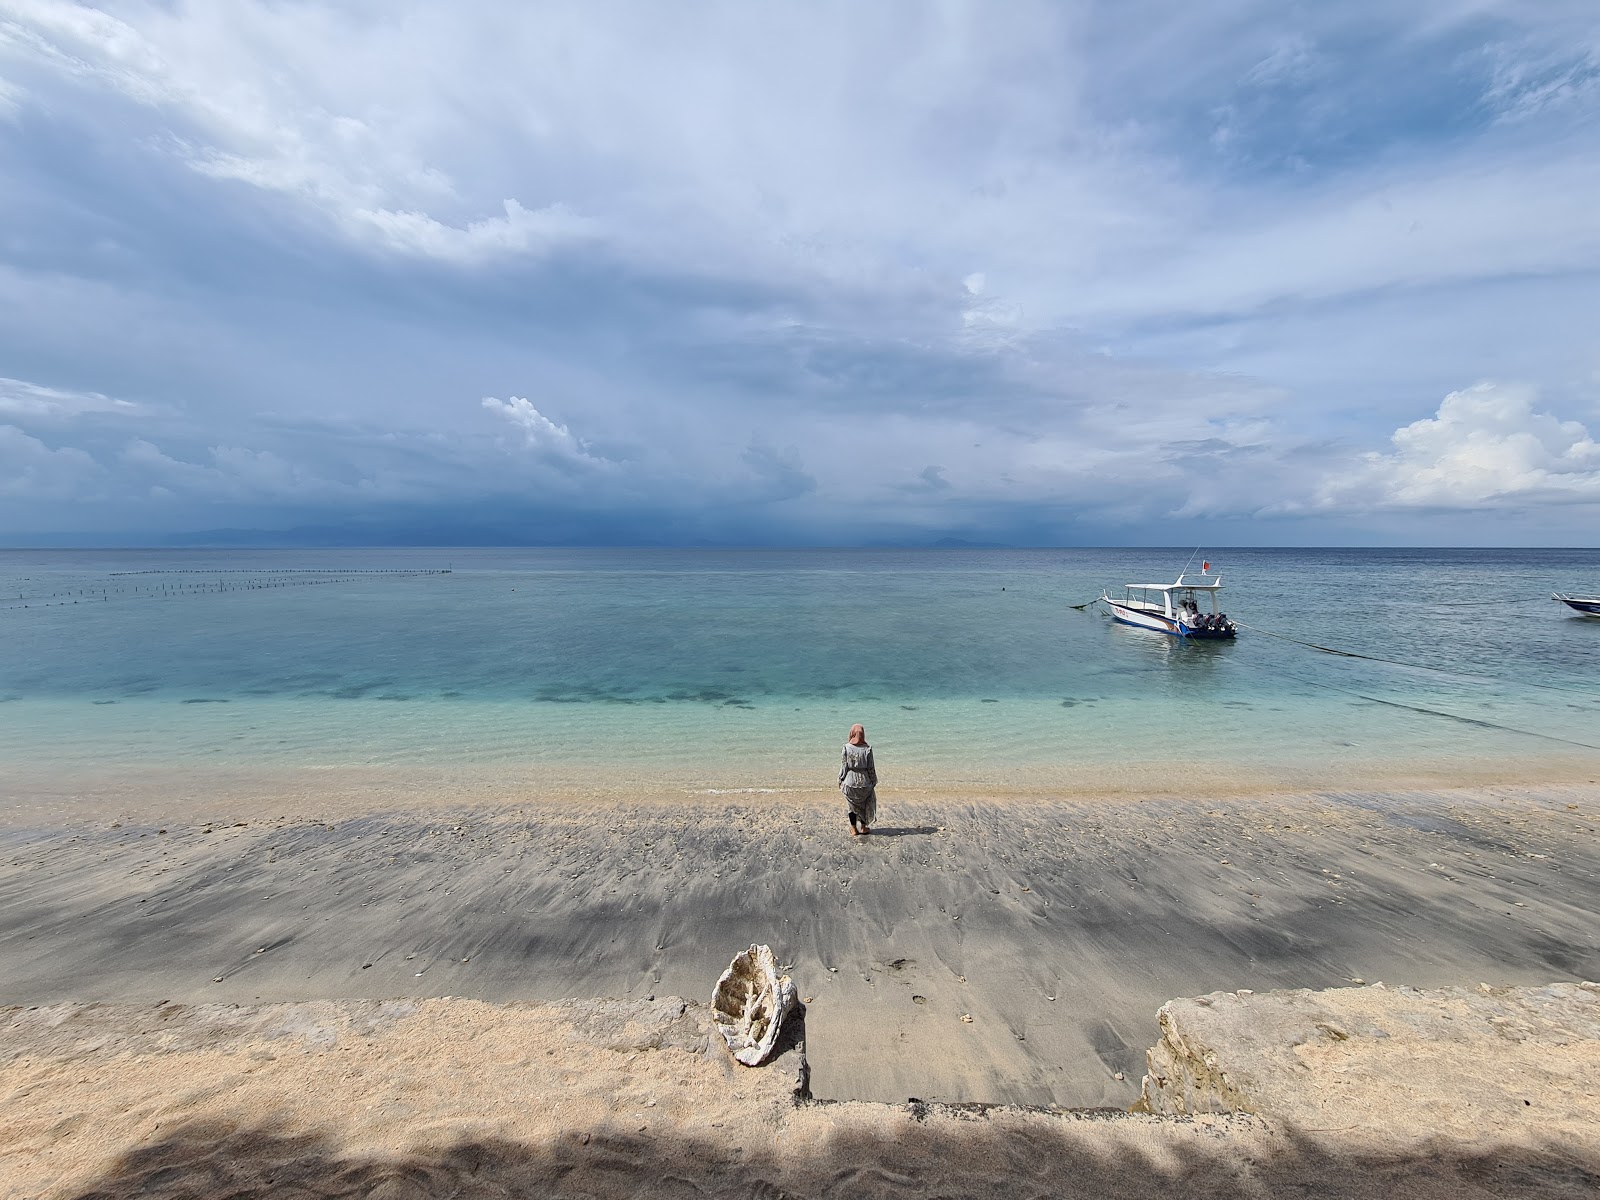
[1553,593,1600,618]
[1100,570,1237,639]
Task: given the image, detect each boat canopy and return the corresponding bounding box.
[1125,573,1223,591]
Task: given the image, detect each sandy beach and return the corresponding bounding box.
[3,985,1597,1200]
[2,778,1596,1111]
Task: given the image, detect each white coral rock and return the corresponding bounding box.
[712,943,796,1066]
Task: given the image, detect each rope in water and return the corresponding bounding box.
[1232,620,1600,701]
[1427,595,1546,607]
[1263,659,1600,752]
[1070,596,1598,701]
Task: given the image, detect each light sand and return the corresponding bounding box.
[1139,981,1600,1140]
[5,993,1598,1200]
[1,784,1596,1108]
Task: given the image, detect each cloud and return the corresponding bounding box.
[481,396,612,469]
[1241,34,1323,89]
[1319,382,1600,510]
[119,437,365,502]
[739,442,816,503]
[1,1,598,264]
[1,3,1599,543]
[2,0,1579,310]
[0,375,147,418]
[343,200,595,266]
[899,465,952,493]
[1483,34,1600,124]
[0,424,102,497]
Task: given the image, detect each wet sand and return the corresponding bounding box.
[1,782,1596,1108]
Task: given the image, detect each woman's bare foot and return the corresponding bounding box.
[850,825,860,836]
[860,825,871,835]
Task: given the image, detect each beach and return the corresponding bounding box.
[3,548,1600,1194]
[4,984,1595,1200]
[3,777,1596,1107]
[2,776,1599,1197]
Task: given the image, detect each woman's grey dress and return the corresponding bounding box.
[839,742,877,827]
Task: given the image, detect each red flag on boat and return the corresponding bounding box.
[1202,561,1210,572]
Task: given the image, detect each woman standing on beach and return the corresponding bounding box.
[839,724,877,836]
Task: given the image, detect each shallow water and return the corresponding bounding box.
[3,547,1599,798]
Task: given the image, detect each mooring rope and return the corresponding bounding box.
[1071,595,1597,701]
[1234,620,1600,701]
[1426,595,1546,607]
[1263,659,1600,751]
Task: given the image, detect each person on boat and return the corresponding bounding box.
[839,724,878,836]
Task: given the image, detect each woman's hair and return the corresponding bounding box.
[848,724,867,745]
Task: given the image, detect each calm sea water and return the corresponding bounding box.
[3,547,1599,796]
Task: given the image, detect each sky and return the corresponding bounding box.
[1,0,1599,547]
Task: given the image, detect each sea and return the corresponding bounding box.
[3,547,1599,803]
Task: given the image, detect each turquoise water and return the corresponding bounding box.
[3,547,1599,796]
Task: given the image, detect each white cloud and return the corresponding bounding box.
[0,376,149,419]
[0,424,103,497]
[0,1,598,264]
[346,200,595,265]
[5,1,1598,310]
[1319,382,1600,509]
[481,396,611,468]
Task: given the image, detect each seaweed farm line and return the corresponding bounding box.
[4,568,452,610]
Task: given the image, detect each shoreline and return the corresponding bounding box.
[4,753,1599,829]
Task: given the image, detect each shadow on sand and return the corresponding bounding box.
[59,1112,1600,1200]
[859,825,942,839]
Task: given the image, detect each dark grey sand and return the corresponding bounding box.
[2,783,1596,1108]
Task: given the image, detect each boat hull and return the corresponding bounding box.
[1104,600,1236,639]
[1554,594,1600,617]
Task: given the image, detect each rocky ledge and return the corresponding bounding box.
[1137,980,1600,1145]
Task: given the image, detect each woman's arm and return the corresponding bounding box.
[839,748,848,785]
[865,748,877,786]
